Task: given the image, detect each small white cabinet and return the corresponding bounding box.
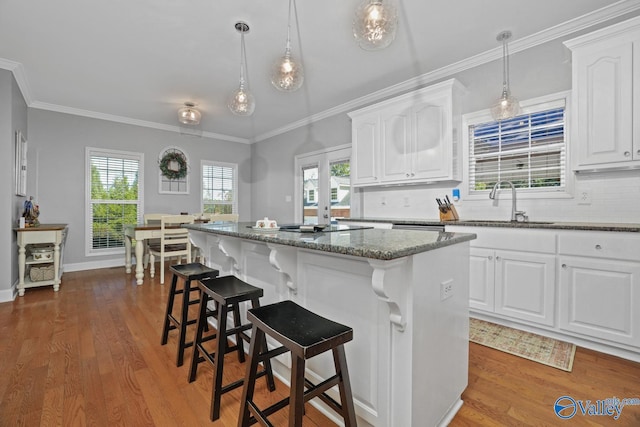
[349,79,464,186]
[15,224,68,296]
[565,16,640,171]
[558,231,640,347]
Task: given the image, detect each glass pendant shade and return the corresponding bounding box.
[491,89,520,121]
[491,31,521,121]
[228,83,255,116]
[228,22,255,116]
[353,0,398,51]
[271,50,304,92]
[178,103,201,125]
[271,0,303,92]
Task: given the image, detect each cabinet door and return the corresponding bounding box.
[575,40,634,166]
[469,248,495,312]
[380,108,411,182]
[559,256,640,347]
[494,251,556,326]
[412,96,450,179]
[352,114,379,185]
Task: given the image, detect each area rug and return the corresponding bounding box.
[469,318,576,372]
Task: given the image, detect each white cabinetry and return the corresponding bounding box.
[564,16,640,171]
[447,226,556,326]
[349,79,464,186]
[558,231,640,348]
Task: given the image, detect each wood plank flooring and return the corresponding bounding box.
[1,266,639,426]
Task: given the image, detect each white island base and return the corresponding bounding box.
[189,230,470,426]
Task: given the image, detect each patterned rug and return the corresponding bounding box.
[469,318,576,372]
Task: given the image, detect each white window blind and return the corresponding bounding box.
[202,161,237,214]
[87,148,142,254]
[469,107,566,194]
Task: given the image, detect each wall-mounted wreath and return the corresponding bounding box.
[159,150,188,180]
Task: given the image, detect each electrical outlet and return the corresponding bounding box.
[440,280,454,301]
[578,188,592,205]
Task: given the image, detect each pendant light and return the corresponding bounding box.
[491,31,521,121]
[270,0,304,92]
[353,0,398,51]
[178,102,201,125]
[228,22,255,116]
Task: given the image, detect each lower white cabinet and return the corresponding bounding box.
[450,226,557,326]
[558,231,640,347]
[469,247,555,326]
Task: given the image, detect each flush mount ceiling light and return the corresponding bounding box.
[270,0,304,92]
[353,0,398,51]
[178,102,201,125]
[228,21,255,116]
[491,31,521,121]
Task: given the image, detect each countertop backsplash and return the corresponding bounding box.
[357,171,640,224]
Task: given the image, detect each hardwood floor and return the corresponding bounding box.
[1,266,639,426]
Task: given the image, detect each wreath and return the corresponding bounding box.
[159,150,188,180]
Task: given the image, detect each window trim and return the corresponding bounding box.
[85,147,144,257]
[200,160,238,214]
[462,91,574,201]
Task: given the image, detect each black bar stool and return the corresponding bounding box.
[160,262,219,367]
[239,300,357,427]
[188,275,276,421]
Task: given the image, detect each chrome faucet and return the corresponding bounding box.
[489,181,527,222]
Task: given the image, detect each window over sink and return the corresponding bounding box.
[463,92,570,199]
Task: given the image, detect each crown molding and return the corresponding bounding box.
[0,58,33,105]
[253,0,640,142]
[29,101,251,144]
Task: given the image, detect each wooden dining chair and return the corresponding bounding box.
[148,214,194,284]
[142,213,168,268]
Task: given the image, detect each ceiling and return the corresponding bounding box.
[0,0,635,143]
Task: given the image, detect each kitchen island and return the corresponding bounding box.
[184,222,476,427]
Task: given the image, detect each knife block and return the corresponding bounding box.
[439,204,459,221]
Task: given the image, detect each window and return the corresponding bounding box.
[86,148,143,255]
[308,189,316,202]
[202,161,237,214]
[466,94,568,196]
[330,188,338,201]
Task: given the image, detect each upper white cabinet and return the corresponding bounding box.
[564,16,640,171]
[349,79,464,186]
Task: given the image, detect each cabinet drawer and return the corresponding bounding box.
[558,231,640,261]
[447,226,556,254]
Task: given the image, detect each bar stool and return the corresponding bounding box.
[160,262,219,367]
[239,300,357,427]
[188,275,276,421]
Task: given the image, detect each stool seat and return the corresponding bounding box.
[248,300,353,359]
[239,300,357,427]
[161,262,219,367]
[188,275,276,421]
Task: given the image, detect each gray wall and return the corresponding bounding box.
[1,69,28,301]
[27,109,252,270]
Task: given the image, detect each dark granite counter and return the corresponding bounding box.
[339,218,640,233]
[183,222,476,261]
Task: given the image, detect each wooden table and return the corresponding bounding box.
[14,224,68,296]
[124,221,207,285]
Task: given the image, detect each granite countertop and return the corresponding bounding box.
[339,218,640,233]
[183,222,476,261]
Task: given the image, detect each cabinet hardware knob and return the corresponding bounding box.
[411,173,415,177]
[595,244,602,250]
[637,149,640,156]
[488,256,493,261]
[624,151,631,157]
[495,256,501,261]
[562,264,567,268]
[406,173,410,177]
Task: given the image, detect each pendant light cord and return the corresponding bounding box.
[285,0,293,53]
[240,30,247,86]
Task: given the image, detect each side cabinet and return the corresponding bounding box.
[564,16,640,171]
[558,231,640,348]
